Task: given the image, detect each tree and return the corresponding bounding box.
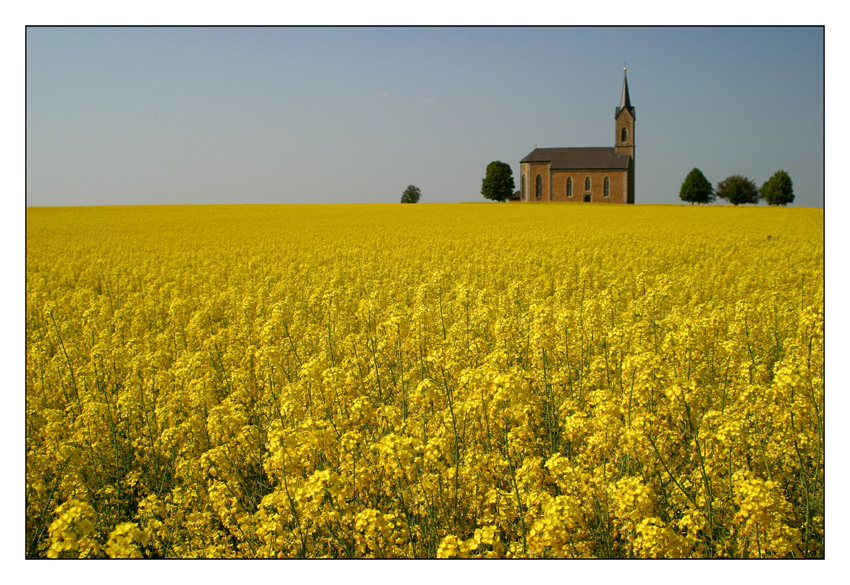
[761,170,795,206]
[401,185,421,204]
[679,168,714,205]
[715,174,760,205]
[481,161,515,202]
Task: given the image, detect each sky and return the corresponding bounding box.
[25,25,825,207]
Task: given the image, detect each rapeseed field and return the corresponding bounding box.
[26,203,823,558]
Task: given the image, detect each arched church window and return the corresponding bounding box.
[585,177,591,192]
[604,177,610,197]
[621,127,628,143]
[566,177,572,198]
[536,174,542,199]
[521,175,525,200]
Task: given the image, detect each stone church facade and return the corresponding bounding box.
[517,69,635,204]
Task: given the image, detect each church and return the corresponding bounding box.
[515,68,635,204]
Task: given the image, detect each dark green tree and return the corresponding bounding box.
[716,174,760,205]
[679,168,714,205]
[401,185,421,203]
[761,170,795,206]
[481,161,516,202]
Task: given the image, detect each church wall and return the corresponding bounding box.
[550,170,629,203]
[614,170,630,204]
[521,162,552,201]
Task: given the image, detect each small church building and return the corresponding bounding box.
[516,68,635,204]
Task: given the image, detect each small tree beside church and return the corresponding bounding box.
[481,161,515,202]
[716,174,760,206]
[679,168,714,205]
[761,170,795,206]
[401,185,421,203]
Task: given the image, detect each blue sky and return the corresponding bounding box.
[26,26,824,207]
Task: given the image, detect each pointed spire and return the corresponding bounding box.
[620,66,631,110]
[616,66,634,118]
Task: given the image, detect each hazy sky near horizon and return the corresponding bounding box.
[26,26,824,207]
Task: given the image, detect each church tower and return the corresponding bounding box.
[614,67,635,159]
[614,66,635,203]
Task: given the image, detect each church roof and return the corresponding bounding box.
[521,147,631,170]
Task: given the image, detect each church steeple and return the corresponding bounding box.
[614,66,635,159]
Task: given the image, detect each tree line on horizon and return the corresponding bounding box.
[679,168,795,206]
